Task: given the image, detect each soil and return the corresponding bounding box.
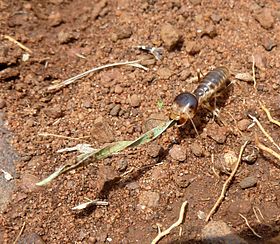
[0,0,280,243]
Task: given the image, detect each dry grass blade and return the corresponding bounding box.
[3,35,32,53]
[255,134,280,162]
[38,132,90,141]
[48,59,145,90]
[259,102,280,127]
[13,221,26,244]
[205,141,248,222]
[252,55,257,90]
[151,201,188,244]
[248,114,280,152]
[72,199,108,210]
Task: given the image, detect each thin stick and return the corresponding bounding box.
[248,115,280,152]
[13,221,26,244]
[252,55,256,90]
[205,141,248,222]
[151,201,188,244]
[239,213,262,238]
[4,35,32,53]
[48,59,146,90]
[255,134,280,162]
[253,206,265,223]
[259,102,280,127]
[38,132,90,141]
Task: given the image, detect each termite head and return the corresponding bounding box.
[170,92,198,126]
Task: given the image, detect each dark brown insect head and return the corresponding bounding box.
[170,92,198,126]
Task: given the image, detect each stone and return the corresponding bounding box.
[116,160,128,172]
[129,94,141,107]
[190,0,201,6]
[160,23,182,51]
[211,13,222,23]
[201,220,247,244]
[138,191,160,208]
[169,145,187,162]
[254,8,275,29]
[207,125,231,144]
[239,176,257,189]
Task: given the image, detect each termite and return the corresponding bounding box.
[170,66,230,126]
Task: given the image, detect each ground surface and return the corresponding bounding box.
[0,0,280,243]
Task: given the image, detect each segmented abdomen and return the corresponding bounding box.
[193,67,229,104]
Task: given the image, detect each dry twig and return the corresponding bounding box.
[248,115,280,152]
[4,35,32,53]
[239,213,262,238]
[252,55,257,90]
[205,141,248,222]
[48,59,147,90]
[255,134,280,162]
[259,102,280,127]
[253,206,265,223]
[151,201,188,244]
[13,221,26,244]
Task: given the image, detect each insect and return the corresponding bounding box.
[170,66,230,126]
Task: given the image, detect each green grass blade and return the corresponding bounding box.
[36,119,175,186]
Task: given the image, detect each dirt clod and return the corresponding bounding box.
[147,143,162,158]
[110,104,121,116]
[160,23,182,51]
[237,119,251,132]
[254,8,275,29]
[48,12,63,27]
[169,144,187,162]
[262,38,277,51]
[91,116,114,143]
[201,220,247,244]
[157,67,172,79]
[190,142,204,157]
[18,233,45,244]
[43,106,63,119]
[138,190,160,208]
[0,98,6,109]
[129,94,141,107]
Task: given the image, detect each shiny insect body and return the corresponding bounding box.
[170,67,230,125]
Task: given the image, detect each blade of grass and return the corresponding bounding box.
[37,119,175,186]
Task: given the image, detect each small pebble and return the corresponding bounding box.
[160,23,182,51]
[58,31,76,44]
[190,142,204,157]
[237,119,251,131]
[190,0,201,5]
[129,94,141,107]
[254,8,275,29]
[92,0,107,19]
[262,38,277,51]
[169,144,187,162]
[207,125,230,144]
[239,176,257,189]
[111,27,132,42]
[0,98,6,109]
[110,104,121,116]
